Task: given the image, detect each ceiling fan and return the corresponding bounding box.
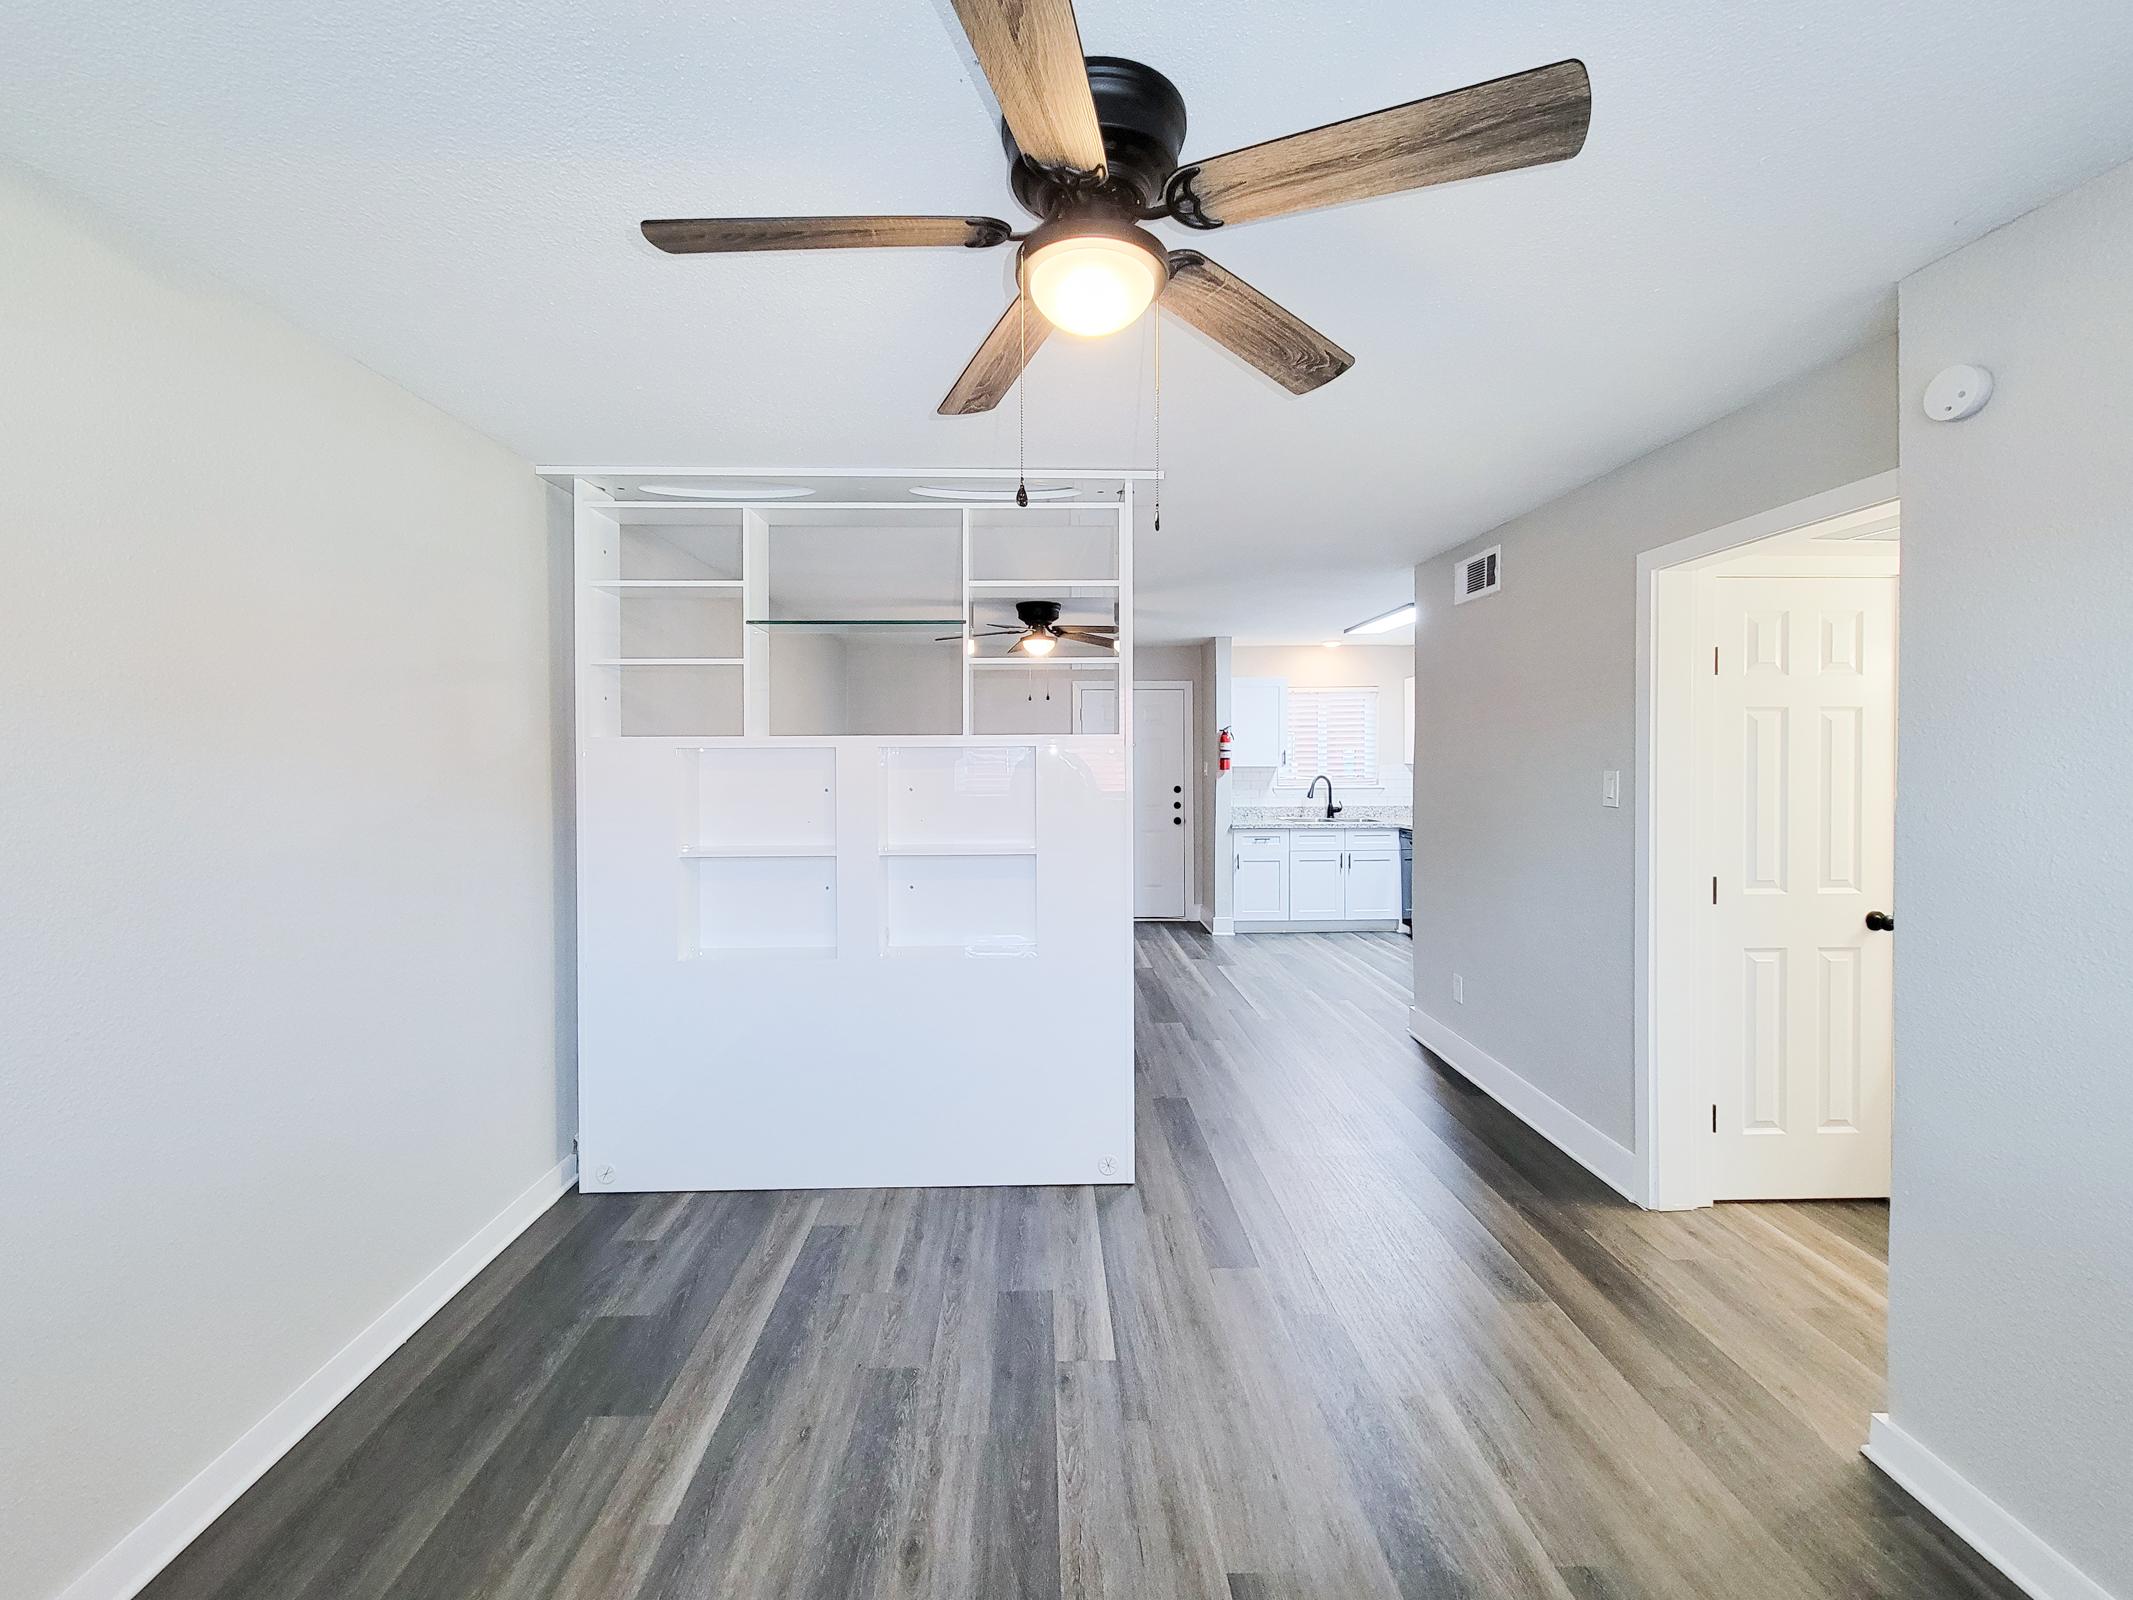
[641,0,1591,414]
[944,599,1117,656]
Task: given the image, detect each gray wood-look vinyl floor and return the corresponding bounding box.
[142,926,2015,1600]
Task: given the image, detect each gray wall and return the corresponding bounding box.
[1888,159,2133,1594]
[1411,339,1897,1144]
[0,172,567,1599]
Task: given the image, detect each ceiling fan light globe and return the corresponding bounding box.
[1021,225,1167,339]
[1019,631,1058,657]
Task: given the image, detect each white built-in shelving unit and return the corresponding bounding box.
[552,467,1145,1194]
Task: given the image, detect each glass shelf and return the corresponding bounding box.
[745,618,964,635]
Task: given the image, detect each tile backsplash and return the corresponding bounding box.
[1229,762,1414,807]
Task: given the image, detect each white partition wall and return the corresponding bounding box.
[554,470,1141,1191]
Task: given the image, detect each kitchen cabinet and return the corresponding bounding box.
[1232,825,1405,927]
[1343,830,1403,920]
[1287,837,1346,919]
[1231,829,1289,920]
[1230,676,1288,769]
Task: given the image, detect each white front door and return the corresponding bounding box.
[1131,685,1189,919]
[1706,573,1897,1199]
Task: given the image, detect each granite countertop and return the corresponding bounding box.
[1232,805,1411,830]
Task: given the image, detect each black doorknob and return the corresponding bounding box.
[1865,910,1895,931]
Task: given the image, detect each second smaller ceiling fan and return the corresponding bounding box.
[949,599,1118,656]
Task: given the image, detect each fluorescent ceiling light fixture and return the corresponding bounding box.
[1345,603,1417,635]
[1020,220,1168,339]
[634,481,813,500]
[909,485,1078,501]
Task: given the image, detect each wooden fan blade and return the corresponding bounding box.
[1173,59,1590,227]
[948,0,1107,176]
[641,215,1013,254]
[1161,252,1353,395]
[939,294,1052,416]
[1057,626,1119,648]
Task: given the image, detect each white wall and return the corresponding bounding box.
[1229,644,1415,806]
[1410,339,1897,1143]
[0,171,567,1600]
[1885,158,2133,1596]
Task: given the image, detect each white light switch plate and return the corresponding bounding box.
[1601,769,1621,808]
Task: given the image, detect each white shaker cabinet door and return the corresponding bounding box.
[1342,840,1402,920]
[1230,677,1288,769]
[1232,830,1289,920]
[1287,839,1346,920]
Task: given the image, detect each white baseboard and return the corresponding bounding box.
[1208,915,1234,936]
[1863,1415,2113,1600]
[1236,919,1401,934]
[57,1154,580,1600]
[1408,1007,1640,1201]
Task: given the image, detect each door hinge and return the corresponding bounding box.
[1711,1104,1718,1133]
[1713,646,1719,675]
[1711,876,1718,905]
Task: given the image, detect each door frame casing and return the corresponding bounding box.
[1634,471,1900,1209]
[1128,679,1196,921]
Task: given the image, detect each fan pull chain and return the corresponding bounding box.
[1015,294,1029,508]
[1152,303,1162,532]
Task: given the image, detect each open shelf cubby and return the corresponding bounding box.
[680,747,839,958]
[685,746,836,854]
[601,662,743,737]
[609,517,744,581]
[877,745,1036,854]
[691,855,837,960]
[967,506,1118,584]
[613,585,745,662]
[971,660,1118,735]
[879,853,1036,959]
[877,745,1037,957]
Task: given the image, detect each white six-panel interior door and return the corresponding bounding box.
[1705,571,1897,1199]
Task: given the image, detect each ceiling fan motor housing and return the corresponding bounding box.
[1004,56,1187,216]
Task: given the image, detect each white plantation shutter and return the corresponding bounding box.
[1281,687,1378,787]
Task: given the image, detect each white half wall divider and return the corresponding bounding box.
[553,468,1147,1191]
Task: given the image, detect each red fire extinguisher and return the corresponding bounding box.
[1218,726,1233,772]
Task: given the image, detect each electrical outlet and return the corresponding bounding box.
[1453,973,1465,1004]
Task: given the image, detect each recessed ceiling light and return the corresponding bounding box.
[909,485,1079,502]
[1345,603,1417,635]
[1322,640,1343,649]
[635,481,814,500]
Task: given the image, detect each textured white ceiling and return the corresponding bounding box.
[5,1,2133,641]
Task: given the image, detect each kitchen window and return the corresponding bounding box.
[1279,686,1378,788]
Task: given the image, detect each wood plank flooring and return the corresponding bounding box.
[140,927,2015,1600]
